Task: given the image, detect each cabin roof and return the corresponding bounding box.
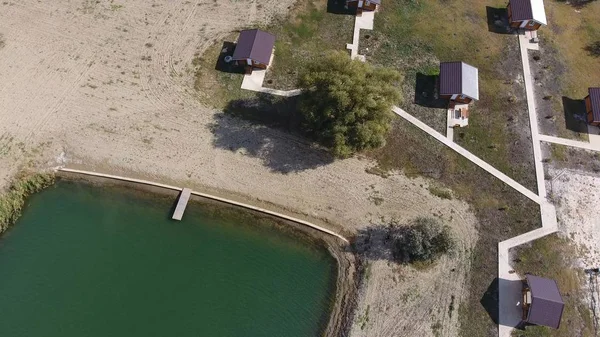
[589,88,600,122]
[232,29,276,65]
[526,275,564,329]
[510,0,547,25]
[439,61,479,100]
[348,0,381,4]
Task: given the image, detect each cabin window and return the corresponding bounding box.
[528,21,535,26]
[365,0,370,5]
[460,94,466,100]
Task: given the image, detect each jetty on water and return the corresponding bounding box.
[172,188,192,221]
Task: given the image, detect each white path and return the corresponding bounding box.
[518,33,547,199]
[241,69,302,97]
[346,11,374,61]
[539,134,600,152]
[446,109,454,141]
[495,33,559,337]
[392,106,542,204]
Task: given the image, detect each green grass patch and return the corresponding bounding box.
[362,0,536,191]
[0,172,55,235]
[428,185,453,200]
[263,0,354,90]
[511,234,595,337]
[194,0,354,108]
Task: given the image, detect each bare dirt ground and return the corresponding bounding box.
[0,1,479,335]
[350,204,478,337]
[549,168,600,329]
[551,169,600,268]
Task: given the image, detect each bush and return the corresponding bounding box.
[297,51,402,158]
[395,217,455,263]
[0,172,55,235]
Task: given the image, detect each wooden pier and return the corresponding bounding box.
[172,188,191,221]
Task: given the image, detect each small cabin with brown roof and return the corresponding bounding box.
[508,0,547,31]
[522,275,564,329]
[439,61,479,105]
[586,87,600,126]
[231,29,276,73]
[346,0,380,12]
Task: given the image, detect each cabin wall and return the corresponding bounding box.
[346,0,377,11]
[525,21,542,30]
[454,96,473,104]
[362,2,377,11]
[441,94,473,104]
[586,96,600,125]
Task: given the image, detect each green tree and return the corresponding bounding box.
[297,51,402,158]
[395,217,455,263]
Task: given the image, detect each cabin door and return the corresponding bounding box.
[519,21,528,28]
[450,94,458,100]
[358,0,363,8]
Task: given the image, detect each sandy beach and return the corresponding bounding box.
[0,1,479,335]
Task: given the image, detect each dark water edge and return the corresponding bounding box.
[0,178,342,337]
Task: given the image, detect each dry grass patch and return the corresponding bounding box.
[533,1,600,141]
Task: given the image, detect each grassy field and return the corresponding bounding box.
[193,0,354,109]
[360,0,536,192]
[511,234,595,337]
[263,0,354,90]
[371,116,541,337]
[360,1,544,336]
[532,1,600,141]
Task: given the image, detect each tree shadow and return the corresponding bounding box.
[486,6,511,34]
[214,41,245,74]
[414,73,447,109]
[210,94,335,173]
[562,96,589,133]
[352,224,398,262]
[327,0,356,15]
[585,41,600,57]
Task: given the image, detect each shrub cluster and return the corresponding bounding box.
[394,217,455,263]
[0,172,55,234]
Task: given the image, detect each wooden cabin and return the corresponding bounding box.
[522,275,564,329]
[231,29,276,73]
[346,0,380,12]
[508,0,547,31]
[586,88,600,126]
[439,61,479,105]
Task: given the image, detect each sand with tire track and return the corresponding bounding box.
[0,1,478,335]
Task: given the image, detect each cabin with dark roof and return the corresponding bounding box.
[522,275,564,329]
[231,29,276,73]
[439,61,479,104]
[346,0,380,13]
[508,0,547,30]
[586,88,600,126]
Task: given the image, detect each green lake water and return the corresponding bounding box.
[0,181,336,337]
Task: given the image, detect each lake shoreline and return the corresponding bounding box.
[56,170,360,336]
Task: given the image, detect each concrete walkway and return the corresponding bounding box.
[446,109,455,141]
[539,134,600,152]
[392,106,542,204]
[241,70,302,97]
[494,33,560,337]
[346,11,374,61]
[518,33,546,199]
